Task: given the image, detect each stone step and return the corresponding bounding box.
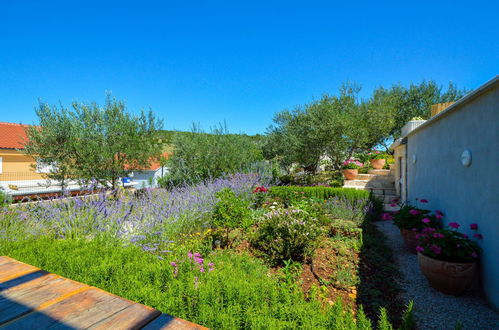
[344,179,394,187]
[368,169,390,175]
[374,194,399,203]
[356,173,395,182]
[356,173,376,180]
[367,188,397,196]
[368,169,396,176]
[343,180,369,188]
[383,203,400,212]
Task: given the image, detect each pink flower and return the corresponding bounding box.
[409,209,421,216]
[381,213,393,221]
[448,222,460,229]
[473,234,483,240]
[420,199,428,203]
[470,223,478,230]
[416,246,424,253]
[431,244,442,255]
[187,252,193,258]
[170,262,177,267]
[462,233,469,239]
[471,252,478,258]
[194,252,202,258]
[391,198,399,204]
[390,203,397,207]
[435,210,444,220]
[422,218,430,224]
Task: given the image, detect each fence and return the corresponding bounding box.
[0,172,137,200]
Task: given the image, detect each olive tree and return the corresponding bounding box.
[23,95,164,189]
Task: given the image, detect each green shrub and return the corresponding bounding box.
[212,188,252,245]
[0,188,11,206]
[269,186,373,206]
[251,207,323,264]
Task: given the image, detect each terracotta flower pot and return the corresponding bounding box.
[370,158,386,169]
[342,169,358,180]
[400,229,419,254]
[418,252,476,296]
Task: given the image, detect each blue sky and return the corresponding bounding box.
[0,1,498,134]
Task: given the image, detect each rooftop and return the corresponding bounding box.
[0,122,30,149]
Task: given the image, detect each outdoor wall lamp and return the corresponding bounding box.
[461,149,472,167]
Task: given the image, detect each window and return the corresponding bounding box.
[0,157,2,174]
[36,160,55,173]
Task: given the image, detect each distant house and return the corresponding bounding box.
[0,122,54,198]
[391,75,499,309]
[128,153,169,188]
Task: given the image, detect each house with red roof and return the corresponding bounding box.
[0,122,47,187]
[127,153,170,188]
[0,122,170,197]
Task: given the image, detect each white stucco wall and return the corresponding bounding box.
[405,84,499,308]
[131,167,168,188]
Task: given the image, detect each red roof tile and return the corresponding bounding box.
[125,153,171,171]
[0,122,30,149]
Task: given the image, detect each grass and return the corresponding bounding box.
[1,237,374,329]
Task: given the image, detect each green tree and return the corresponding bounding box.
[23,104,77,191]
[23,96,164,189]
[165,124,263,185]
[374,80,466,139]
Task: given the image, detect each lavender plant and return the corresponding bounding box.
[0,173,270,252]
[323,196,374,225]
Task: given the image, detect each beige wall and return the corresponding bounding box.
[0,149,44,181]
[405,83,499,309]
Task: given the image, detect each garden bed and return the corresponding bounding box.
[0,175,411,329]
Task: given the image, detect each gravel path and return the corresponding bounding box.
[375,220,499,330]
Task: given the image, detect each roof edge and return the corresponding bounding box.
[407,75,499,137]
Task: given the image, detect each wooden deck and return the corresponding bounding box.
[0,256,207,329]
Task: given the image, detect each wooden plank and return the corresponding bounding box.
[0,260,39,283]
[0,257,206,329]
[88,302,161,330]
[0,274,88,324]
[142,314,208,330]
[4,288,134,329]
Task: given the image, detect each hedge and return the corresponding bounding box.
[269,186,368,202]
[269,186,383,213]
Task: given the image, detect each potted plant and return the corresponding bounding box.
[341,159,362,180]
[416,222,482,295]
[390,202,442,253]
[368,150,388,169]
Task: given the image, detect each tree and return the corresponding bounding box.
[23,104,77,191]
[373,81,466,139]
[265,83,376,172]
[23,95,164,190]
[165,124,264,185]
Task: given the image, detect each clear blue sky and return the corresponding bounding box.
[1,1,498,134]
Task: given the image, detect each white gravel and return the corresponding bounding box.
[375,220,499,330]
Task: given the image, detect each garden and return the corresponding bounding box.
[0,173,415,329]
[0,80,477,328]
